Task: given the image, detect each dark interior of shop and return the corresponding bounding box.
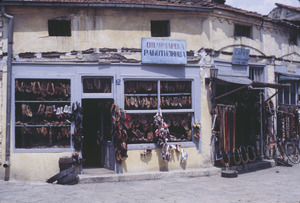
[82,99,113,168]
[214,82,262,165]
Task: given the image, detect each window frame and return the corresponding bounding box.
[12,75,74,153]
[48,19,71,37]
[151,20,170,37]
[123,79,196,147]
[278,80,298,105]
[234,24,252,38]
[289,31,298,46]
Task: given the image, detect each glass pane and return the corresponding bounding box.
[15,126,70,149]
[127,114,155,143]
[284,86,290,104]
[15,78,71,149]
[291,82,296,105]
[160,81,191,109]
[164,113,192,141]
[161,95,191,109]
[127,113,192,143]
[160,81,191,93]
[82,77,111,93]
[124,81,157,94]
[125,96,157,110]
[15,79,70,101]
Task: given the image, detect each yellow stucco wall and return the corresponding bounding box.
[122,147,203,173]
[7,6,298,61]
[5,152,73,181]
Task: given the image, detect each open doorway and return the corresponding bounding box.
[82,99,113,168]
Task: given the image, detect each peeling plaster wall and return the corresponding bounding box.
[0,5,299,180]
[5,6,299,62]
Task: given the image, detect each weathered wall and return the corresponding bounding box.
[6,6,298,62]
[0,5,299,181]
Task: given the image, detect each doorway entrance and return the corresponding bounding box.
[82,99,114,168]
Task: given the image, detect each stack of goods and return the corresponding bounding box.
[153,111,188,162]
[71,102,83,152]
[111,104,130,162]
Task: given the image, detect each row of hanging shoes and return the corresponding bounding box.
[20,104,72,119]
[15,80,70,100]
[125,96,158,109]
[161,96,191,109]
[125,81,157,94]
[83,78,111,93]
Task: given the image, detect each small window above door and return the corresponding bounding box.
[82,77,112,93]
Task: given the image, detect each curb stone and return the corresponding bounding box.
[79,167,221,184]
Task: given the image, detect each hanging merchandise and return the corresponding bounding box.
[111,104,130,162]
[153,111,186,162]
[140,147,153,157]
[214,104,236,166]
[180,148,188,163]
[192,123,201,139]
[71,101,83,152]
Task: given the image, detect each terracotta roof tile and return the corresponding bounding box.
[275,3,300,12]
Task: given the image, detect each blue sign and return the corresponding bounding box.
[232,48,250,66]
[142,38,187,65]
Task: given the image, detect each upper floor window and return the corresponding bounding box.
[234,24,252,38]
[151,20,170,37]
[48,20,71,37]
[289,31,298,46]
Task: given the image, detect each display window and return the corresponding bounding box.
[82,77,112,93]
[14,79,71,149]
[124,80,193,144]
[127,113,192,143]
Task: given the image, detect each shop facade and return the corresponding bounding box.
[9,59,203,179]
[0,0,299,181]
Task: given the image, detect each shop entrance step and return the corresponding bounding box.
[81,167,115,176]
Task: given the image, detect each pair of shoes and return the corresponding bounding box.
[22,104,33,117]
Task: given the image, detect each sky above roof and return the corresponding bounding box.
[226,0,300,15]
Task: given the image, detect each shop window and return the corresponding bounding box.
[14,79,71,149]
[160,81,192,109]
[151,20,170,37]
[124,80,192,143]
[82,77,112,93]
[48,20,71,37]
[249,67,263,82]
[234,24,252,38]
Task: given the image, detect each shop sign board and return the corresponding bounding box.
[141,38,187,65]
[287,63,297,74]
[232,48,250,66]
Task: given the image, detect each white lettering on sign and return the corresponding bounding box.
[142,38,187,65]
[232,48,250,66]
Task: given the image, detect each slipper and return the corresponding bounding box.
[94,78,101,90]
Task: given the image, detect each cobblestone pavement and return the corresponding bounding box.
[0,163,300,203]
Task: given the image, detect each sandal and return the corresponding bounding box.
[47,82,55,96]
[94,78,101,90]
[247,146,256,162]
[15,80,22,92]
[26,105,33,117]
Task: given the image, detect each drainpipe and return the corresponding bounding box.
[1,6,14,181]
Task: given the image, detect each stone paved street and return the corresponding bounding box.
[0,163,300,203]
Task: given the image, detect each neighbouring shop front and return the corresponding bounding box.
[9,39,205,180]
[211,49,287,167]
[275,64,300,159]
